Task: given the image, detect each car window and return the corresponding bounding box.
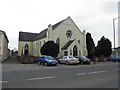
[80,56,87,59]
[69,56,74,58]
[43,56,53,59]
[63,56,68,59]
[46,56,54,59]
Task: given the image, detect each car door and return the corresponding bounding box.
[62,56,68,63]
[40,57,45,64]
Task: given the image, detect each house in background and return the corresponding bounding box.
[18,16,87,58]
[0,30,9,62]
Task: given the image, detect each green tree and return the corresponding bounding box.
[95,36,112,58]
[40,41,59,58]
[86,32,95,61]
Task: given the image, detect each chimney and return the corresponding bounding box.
[48,24,52,31]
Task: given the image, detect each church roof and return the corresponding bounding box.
[62,40,75,50]
[52,20,64,30]
[19,16,71,41]
[19,31,38,41]
[34,29,47,40]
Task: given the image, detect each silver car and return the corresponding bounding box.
[59,56,79,65]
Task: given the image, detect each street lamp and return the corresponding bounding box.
[113,17,120,58]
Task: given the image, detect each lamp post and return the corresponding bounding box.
[113,17,120,58]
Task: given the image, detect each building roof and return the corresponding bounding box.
[34,29,47,40]
[0,30,9,43]
[62,40,75,50]
[52,20,64,30]
[19,31,38,41]
[19,16,70,42]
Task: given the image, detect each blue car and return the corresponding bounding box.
[38,55,58,66]
[111,57,120,62]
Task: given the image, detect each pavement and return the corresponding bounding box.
[2,60,119,88]
[2,56,20,64]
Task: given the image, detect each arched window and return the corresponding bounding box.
[24,44,29,55]
[40,41,41,48]
[78,40,80,44]
[73,45,77,57]
[56,38,60,53]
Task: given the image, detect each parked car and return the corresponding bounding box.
[111,57,120,62]
[38,55,58,66]
[59,56,79,65]
[76,56,91,65]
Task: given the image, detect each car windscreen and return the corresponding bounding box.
[44,56,54,59]
[80,56,87,59]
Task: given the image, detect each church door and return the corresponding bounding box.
[24,44,29,55]
[73,45,77,57]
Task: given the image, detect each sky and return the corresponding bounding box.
[0,0,119,50]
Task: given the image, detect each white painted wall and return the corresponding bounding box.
[0,31,9,61]
[48,17,87,57]
[18,41,33,56]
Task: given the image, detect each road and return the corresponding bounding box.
[2,62,119,88]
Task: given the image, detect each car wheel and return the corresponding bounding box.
[54,64,57,66]
[79,61,81,64]
[44,62,48,66]
[87,62,90,65]
[66,61,69,65]
[81,61,83,64]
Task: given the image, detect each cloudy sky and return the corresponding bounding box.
[0,0,119,50]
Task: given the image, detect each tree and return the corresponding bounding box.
[40,41,59,58]
[86,32,95,61]
[95,36,112,58]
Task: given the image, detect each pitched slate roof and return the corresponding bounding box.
[19,31,38,41]
[19,17,67,41]
[62,40,75,50]
[52,20,64,30]
[35,29,47,40]
[0,30,9,43]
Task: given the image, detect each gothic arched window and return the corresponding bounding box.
[56,38,60,53]
[24,44,29,55]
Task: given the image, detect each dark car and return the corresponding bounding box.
[38,55,58,66]
[76,56,91,65]
[111,57,120,62]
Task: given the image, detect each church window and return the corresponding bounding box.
[44,40,45,44]
[70,50,72,55]
[78,40,80,44]
[24,44,29,55]
[40,41,41,48]
[56,38,60,53]
[64,51,68,56]
[66,30,72,38]
[79,50,81,55]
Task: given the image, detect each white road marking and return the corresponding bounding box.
[77,70,107,76]
[87,70,107,74]
[26,76,56,81]
[0,81,7,84]
[76,73,86,76]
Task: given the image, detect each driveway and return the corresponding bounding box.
[2,56,20,64]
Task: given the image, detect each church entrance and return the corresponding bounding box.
[73,45,77,57]
[24,44,29,55]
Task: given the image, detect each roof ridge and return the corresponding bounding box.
[19,31,38,34]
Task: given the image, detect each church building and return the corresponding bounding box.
[18,16,87,58]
